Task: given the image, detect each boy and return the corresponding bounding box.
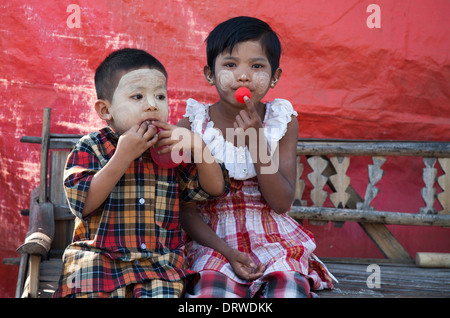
[54,48,229,298]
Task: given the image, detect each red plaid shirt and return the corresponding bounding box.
[54,126,229,297]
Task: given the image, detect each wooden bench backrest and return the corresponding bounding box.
[49,150,74,251]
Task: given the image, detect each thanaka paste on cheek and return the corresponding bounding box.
[217,70,234,92]
[253,72,271,95]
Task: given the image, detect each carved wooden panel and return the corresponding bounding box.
[329,156,350,209]
[437,158,450,214]
[357,156,386,210]
[420,158,437,214]
[307,156,328,207]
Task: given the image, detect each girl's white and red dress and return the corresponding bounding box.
[183,98,336,292]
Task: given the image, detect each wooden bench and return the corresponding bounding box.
[6,108,450,297]
[11,108,80,297]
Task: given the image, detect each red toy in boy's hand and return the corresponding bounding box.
[150,127,183,169]
[235,87,251,103]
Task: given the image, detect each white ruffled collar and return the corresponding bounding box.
[184,98,297,180]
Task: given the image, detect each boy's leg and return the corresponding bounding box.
[68,279,185,298]
[185,270,249,298]
[133,279,186,298]
[67,286,130,298]
[258,271,316,298]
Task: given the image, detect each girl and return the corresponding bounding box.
[179,16,335,298]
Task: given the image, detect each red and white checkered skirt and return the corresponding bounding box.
[185,178,335,293]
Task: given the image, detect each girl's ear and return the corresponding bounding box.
[270,68,282,88]
[204,65,215,86]
[95,99,112,121]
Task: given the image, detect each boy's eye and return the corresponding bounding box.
[225,63,236,68]
[156,94,166,101]
[131,94,143,100]
[252,64,263,69]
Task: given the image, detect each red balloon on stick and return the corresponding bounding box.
[150,127,184,169]
[235,87,251,103]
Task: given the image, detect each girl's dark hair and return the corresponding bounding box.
[206,16,282,76]
[94,48,167,102]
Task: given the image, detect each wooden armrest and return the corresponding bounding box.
[17,188,55,257]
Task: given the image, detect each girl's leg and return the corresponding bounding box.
[258,271,316,298]
[185,270,249,298]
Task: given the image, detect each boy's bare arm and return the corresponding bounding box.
[82,123,157,217]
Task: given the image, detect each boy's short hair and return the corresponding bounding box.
[205,16,282,76]
[95,48,167,102]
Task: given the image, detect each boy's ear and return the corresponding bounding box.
[270,68,282,88]
[204,65,215,86]
[95,99,112,121]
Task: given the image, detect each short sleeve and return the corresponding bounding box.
[63,136,101,219]
[177,162,230,202]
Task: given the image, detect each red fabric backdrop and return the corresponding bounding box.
[1,0,449,297]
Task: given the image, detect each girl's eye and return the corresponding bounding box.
[156,94,166,101]
[131,94,143,100]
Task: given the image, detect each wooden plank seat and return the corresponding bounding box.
[316,258,450,298]
[6,108,450,297]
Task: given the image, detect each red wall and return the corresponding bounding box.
[1,0,449,297]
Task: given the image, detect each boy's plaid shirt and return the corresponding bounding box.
[54,126,229,297]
